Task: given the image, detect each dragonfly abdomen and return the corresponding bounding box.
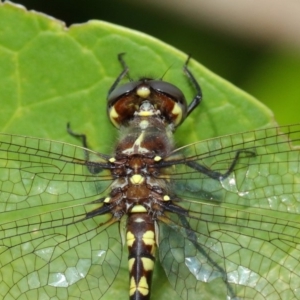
[127,213,156,300]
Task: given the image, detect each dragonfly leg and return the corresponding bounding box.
[67,123,103,174]
[177,212,237,299]
[184,55,203,117]
[67,122,88,148]
[107,53,131,97]
[159,204,237,298]
[186,149,256,180]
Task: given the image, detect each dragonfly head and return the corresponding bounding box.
[107,79,188,128]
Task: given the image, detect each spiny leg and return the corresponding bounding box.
[177,212,237,299]
[184,55,203,117]
[67,123,103,174]
[159,203,237,299]
[186,149,256,180]
[107,53,131,96]
[67,122,88,148]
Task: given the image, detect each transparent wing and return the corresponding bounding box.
[0,134,122,300]
[159,124,300,299]
[168,124,300,212]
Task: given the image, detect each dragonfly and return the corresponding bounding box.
[0,54,300,300]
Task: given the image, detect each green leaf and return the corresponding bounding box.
[0,2,276,149]
[0,2,288,300]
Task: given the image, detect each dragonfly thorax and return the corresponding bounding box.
[115,112,175,157]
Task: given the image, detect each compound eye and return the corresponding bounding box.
[107,81,140,108]
[150,81,186,106]
[149,80,188,126]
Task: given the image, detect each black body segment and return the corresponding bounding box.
[127,214,156,300]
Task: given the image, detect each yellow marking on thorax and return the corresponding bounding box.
[131,205,147,213]
[109,157,116,163]
[141,257,154,271]
[154,155,162,162]
[104,197,111,203]
[163,195,170,201]
[130,174,145,185]
[135,131,145,146]
[139,120,149,130]
[129,276,149,296]
[127,231,135,247]
[122,131,148,154]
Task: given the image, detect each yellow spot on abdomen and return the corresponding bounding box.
[129,276,149,296]
[142,230,156,255]
[142,230,155,243]
[127,231,135,247]
[137,276,149,296]
[129,277,136,296]
[141,257,154,271]
[128,258,135,271]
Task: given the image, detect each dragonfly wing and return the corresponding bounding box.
[158,125,300,299]
[0,209,122,299]
[0,134,122,299]
[159,204,300,300]
[169,124,300,213]
[0,134,113,210]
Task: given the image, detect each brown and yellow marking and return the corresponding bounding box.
[142,230,155,244]
[136,86,151,98]
[128,258,135,271]
[129,276,149,296]
[142,230,156,255]
[109,106,120,127]
[130,174,145,185]
[127,214,156,299]
[141,257,154,271]
[137,276,149,296]
[129,277,136,296]
[127,231,135,247]
[131,205,147,213]
[123,131,148,154]
[171,102,183,125]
